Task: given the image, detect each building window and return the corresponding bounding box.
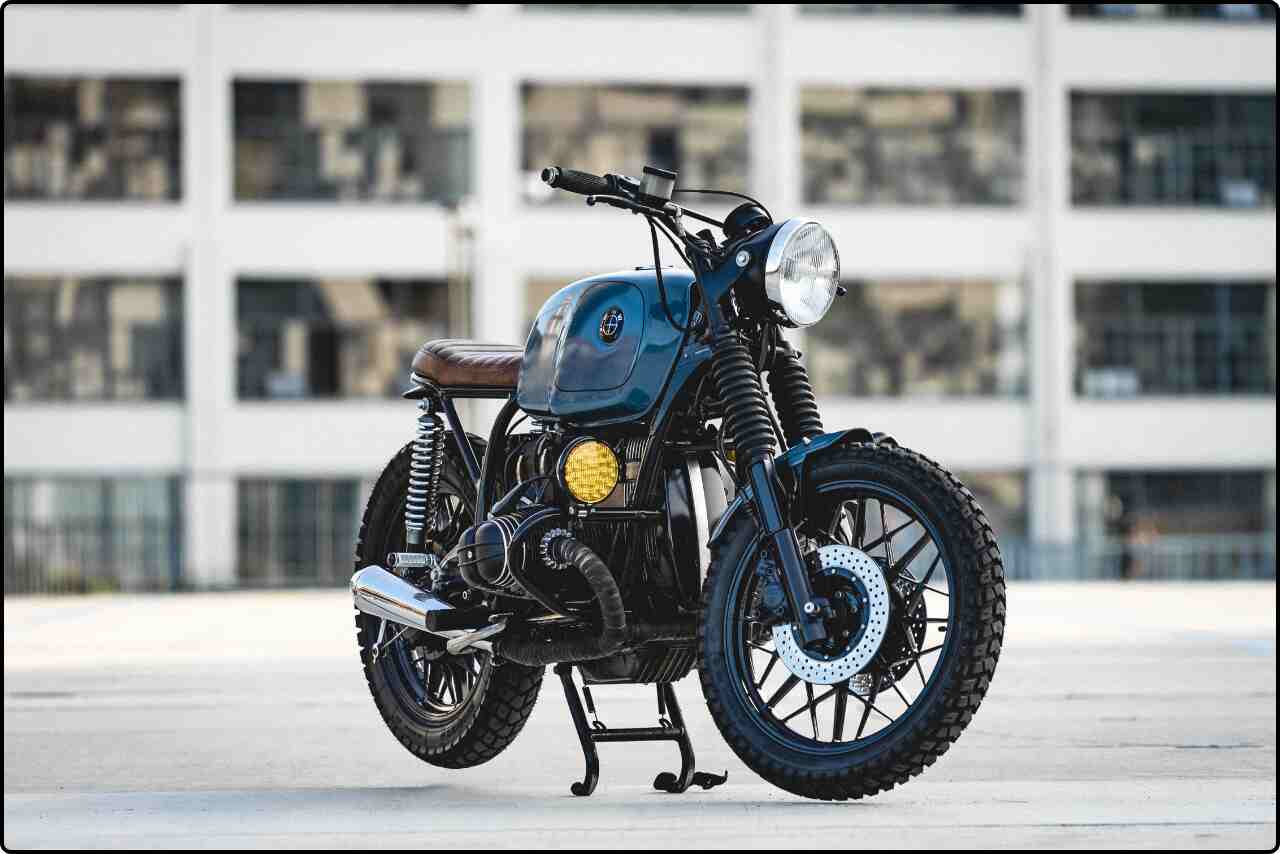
[1075,470,1275,579]
[522,84,749,203]
[1071,92,1276,207]
[1069,4,1275,21]
[233,80,470,202]
[4,276,184,402]
[1076,281,1276,397]
[808,279,1025,397]
[527,4,747,11]
[4,76,182,201]
[237,478,365,586]
[4,476,183,594]
[801,88,1023,205]
[802,4,1021,14]
[237,277,465,399]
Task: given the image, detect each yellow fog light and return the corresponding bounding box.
[559,438,620,505]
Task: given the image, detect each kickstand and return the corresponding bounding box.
[555,663,728,797]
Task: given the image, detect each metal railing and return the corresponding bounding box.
[1002,534,1276,581]
[1077,315,1274,396]
[4,520,183,595]
[5,522,1273,594]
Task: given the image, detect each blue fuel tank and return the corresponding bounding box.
[517,268,694,425]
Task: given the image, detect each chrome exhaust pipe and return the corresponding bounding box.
[351,565,453,630]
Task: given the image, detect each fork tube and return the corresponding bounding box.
[704,305,827,647]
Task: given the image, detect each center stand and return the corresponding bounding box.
[554,663,728,797]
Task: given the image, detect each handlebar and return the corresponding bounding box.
[540,166,613,197]
[540,164,727,237]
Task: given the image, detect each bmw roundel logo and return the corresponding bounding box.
[599,307,624,343]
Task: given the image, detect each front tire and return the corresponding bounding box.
[354,440,543,769]
[698,442,1005,800]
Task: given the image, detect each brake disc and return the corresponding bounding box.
[771,545,891,686]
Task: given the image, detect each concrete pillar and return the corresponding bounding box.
[182,4,237,588]
[1028,4,1076,552]
[468,5,522,431]
[751,6,809,364]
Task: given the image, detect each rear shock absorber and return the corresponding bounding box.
[709,327,776,467]
[405,399,445,548]
[767,343,824,447]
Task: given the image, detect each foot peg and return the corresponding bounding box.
[555,663,727,797]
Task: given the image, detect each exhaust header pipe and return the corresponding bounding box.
[351,565,453,630]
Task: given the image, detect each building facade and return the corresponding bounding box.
[4,4,1276,591]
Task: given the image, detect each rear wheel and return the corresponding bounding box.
[354,439,543,768]
[698,442,1004,799]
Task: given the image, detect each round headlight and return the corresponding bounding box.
[763,219,840,327]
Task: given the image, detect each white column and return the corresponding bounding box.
[467,5,523,432]
[751,4,799,214]
[182,4,237,587]
[752,6,809,367]
[1027,4,1076,549]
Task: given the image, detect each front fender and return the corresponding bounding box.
[707,428,894,547]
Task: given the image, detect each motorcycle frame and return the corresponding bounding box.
[403,223,831,645]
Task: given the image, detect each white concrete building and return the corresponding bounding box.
[3,4,1275,591]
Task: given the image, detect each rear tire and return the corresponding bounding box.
[354,439,543,769]
[698,442,1005,799]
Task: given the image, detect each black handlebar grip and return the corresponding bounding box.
[541,166,613,197]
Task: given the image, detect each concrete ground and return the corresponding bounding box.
[3,583,1275,850]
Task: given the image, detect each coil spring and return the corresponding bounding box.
[767,347,825,447]
[405,402,445,547]
[710,327,776,465]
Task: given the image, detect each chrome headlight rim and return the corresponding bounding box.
[763,218,841,328]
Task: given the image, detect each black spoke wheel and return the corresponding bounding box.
[354,439,543,769]
[730,487,954,750]
[698,442,1005,800]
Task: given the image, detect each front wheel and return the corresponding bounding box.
[698,442,1005,800]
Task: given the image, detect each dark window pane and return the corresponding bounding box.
[1069,4,1275,21]
[522,84,749,203]
[1076,280,1276,396]
[234,80,470,202]
[803,4,1021,14]
[4,76,182,201]
[802,88,1023,205]
[3,476,183,593]
[528,4,748,11]
[1071,92,1276,206]
[236,277,466,399]
[236,478,364,586]
[1073,469,1275,579]
[4,276,184,401]
[809,279,1026,396]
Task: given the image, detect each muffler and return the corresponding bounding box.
[351,565,453,630]
[351,565,504,653]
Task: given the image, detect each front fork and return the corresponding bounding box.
[706,315,827,647]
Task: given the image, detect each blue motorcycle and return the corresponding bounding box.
[351,165,1006,800]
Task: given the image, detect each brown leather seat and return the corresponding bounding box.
[411,339,523,388]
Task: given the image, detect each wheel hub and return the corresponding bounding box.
[771,545,890,685]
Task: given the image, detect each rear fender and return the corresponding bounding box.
[707,429,895,548]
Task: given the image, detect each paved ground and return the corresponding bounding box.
[3,583,1276,849]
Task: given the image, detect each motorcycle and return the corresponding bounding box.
[350,164,1006,800]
